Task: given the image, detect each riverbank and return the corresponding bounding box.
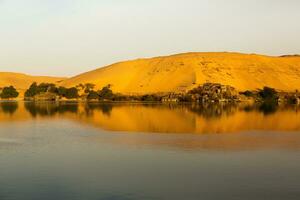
[1,82,300,105]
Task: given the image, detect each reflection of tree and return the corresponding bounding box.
[259,102,278,115]
[0,102,18,115]
[24,102,114,118]
[188,103,238,119]
[58,104,78,114]
[186,102,298,118]
[85,103,113,116]
[21,101,299,120]
[24,102,78,118]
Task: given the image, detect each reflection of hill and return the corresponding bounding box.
[32,103,300,133]
[1,102,300,151]
[0,102,300,134]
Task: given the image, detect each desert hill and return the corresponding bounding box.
[0,72,66,97]
[61,52,300,94]
[1,52,300,95]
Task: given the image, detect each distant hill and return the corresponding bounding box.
[61,52,300,94]
[0,72,66,97]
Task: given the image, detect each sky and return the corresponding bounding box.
[0,0,299,77]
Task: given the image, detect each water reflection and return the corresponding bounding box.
[0,101,299,135]
[84,103,113,117]
[24,102,78,117]
[0,102,18,115]
[258,102,278,115]
[1,102,300,200]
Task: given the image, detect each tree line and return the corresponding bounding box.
[24,82,80,99]
[24,82,115,101]
[1,82,299,105]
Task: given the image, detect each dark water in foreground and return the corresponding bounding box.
[0,102,300,200]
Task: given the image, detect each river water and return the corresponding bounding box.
[0,102,299,200]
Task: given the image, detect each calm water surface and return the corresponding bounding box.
[0,102,300,200]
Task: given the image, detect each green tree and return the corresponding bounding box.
[37,83,55,93]
[25,82,58,97]
[76,83,85,90]
[57,86,67,97]
[87,90,99,100]
[0,86,19,99]
[259,87,278,101]
[65,87,79,99]
[47,84,58,93]
[141,95,158,101]
[98,85,114,100]
[84,83,96,93]
[25,82,38,97]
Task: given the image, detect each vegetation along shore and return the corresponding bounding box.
[0,82,299,107]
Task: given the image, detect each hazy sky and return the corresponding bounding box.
[0,0,299,77]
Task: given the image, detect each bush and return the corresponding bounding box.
[65,87,79,99]
[87,90,99,100]
[25,82,57,97]
[84,83,95,93]
[141,95,155,101]
[0,86,19,99]
[259,87,278,101]
[37,83,56,93]
[57,87,67,97]
[25,82,81,100]
[286,95,299,104]
[98,85,114,100]
[25,82,38,97]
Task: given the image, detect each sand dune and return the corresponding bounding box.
[0,72,66,90]
[1,52,300,95]
[61,52,300,94]
[0,72,66,98]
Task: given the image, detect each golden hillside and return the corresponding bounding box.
[61,52,300,94]
[0,72,66,89]
[0,72,66,97]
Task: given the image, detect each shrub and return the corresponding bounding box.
[25,82,57,97]
[98,85,114,100]
[0,86,19,99]
[84,83,96,93]
[37,83,56,93]
[141,95,157,102]
[57,87,67,97]
[25,82,38,97]
[259,87,278,101]
[87,90,99,100]
[286,95,299,104]
[65,87,79,99]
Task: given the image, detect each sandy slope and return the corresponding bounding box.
[0,72,66,97]
[61,52,300,94]
[0,72,66,89]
